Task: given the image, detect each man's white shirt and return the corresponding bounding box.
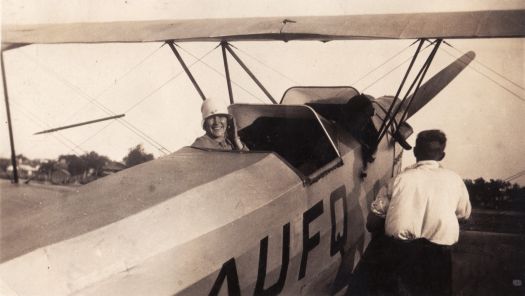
[375,160,471,246]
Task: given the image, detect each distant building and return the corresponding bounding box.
[7,164,39,179]
[101,161,126,176]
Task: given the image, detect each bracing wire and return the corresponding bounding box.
[444,41,524,91]
[123,45,218,113]
[95,44,166,97]
[18,48,172,155]
[22,50,171,155]
[351,41,417,87]
[440,47,525,103]
[504,169,525,182]
[70,121,114,153]
[75,45,220,153]
[176,45,267,104]
[231,42,416,96]
[507,172,525,182]
[11,101,85,156]
[18,51,170,154]
[361,43,434,92]
[234,45,301,85]
[22,44,165,154]
[62,44,164,124]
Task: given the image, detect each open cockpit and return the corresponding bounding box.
[230,104,341,182]
[227,86,383,183]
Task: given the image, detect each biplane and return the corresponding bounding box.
[1,9,524,296]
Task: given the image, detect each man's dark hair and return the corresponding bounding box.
[414,129,447,161]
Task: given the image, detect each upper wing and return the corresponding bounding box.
[3,9,525,47]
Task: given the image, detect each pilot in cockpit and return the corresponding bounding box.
[191,98,249,151]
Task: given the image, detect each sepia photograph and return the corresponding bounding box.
[1,0,524,295]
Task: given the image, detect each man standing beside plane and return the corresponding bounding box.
[191,98,249,151]
[372,129,471,295]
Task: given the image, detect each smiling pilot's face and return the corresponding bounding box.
[204,115,229,139]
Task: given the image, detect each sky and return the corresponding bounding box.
[1,0,525,184]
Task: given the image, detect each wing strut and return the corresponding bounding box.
[397,40,443,124]
[376,39,425,143]
[221,42,234,104]
[167,41,206,101]
[376,39,442,146]
[222,42,277,104]
[1,50,19,183]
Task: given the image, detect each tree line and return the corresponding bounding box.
[0,144,154,184]
[2,151,524,209]
[464,178,525,212]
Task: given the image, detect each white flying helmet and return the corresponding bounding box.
[201,98,232,128]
